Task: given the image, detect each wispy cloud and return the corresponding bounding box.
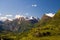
[32,4,37,7]
[6,14,12,17]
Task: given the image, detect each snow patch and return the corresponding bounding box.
[45,13,55,17]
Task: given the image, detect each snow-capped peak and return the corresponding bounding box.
[15,15,26,19]
[45,13,55,17]
[29,16,33,19]
[0,17,13,21]
[0,15,39,21]
[7,18,13,21]
[0,17,7,21]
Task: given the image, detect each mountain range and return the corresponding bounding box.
[0,13,54,32]
[0,16,39,33]
[0,11,57,40]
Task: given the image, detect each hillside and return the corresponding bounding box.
[0,10,60,40]
[20,10,60,40]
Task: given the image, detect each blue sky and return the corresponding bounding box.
[0,0,60,19]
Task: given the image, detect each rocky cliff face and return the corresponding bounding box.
[0,16,39,32]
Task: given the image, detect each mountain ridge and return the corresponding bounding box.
[20,10,60,40]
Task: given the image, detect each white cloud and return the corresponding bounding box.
[6,14,12,17]
[45,13,55,17]
[32,4,37,7]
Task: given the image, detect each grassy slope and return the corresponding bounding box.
[20,10,60,40]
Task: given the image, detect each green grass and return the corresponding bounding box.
[20,35,60,40]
